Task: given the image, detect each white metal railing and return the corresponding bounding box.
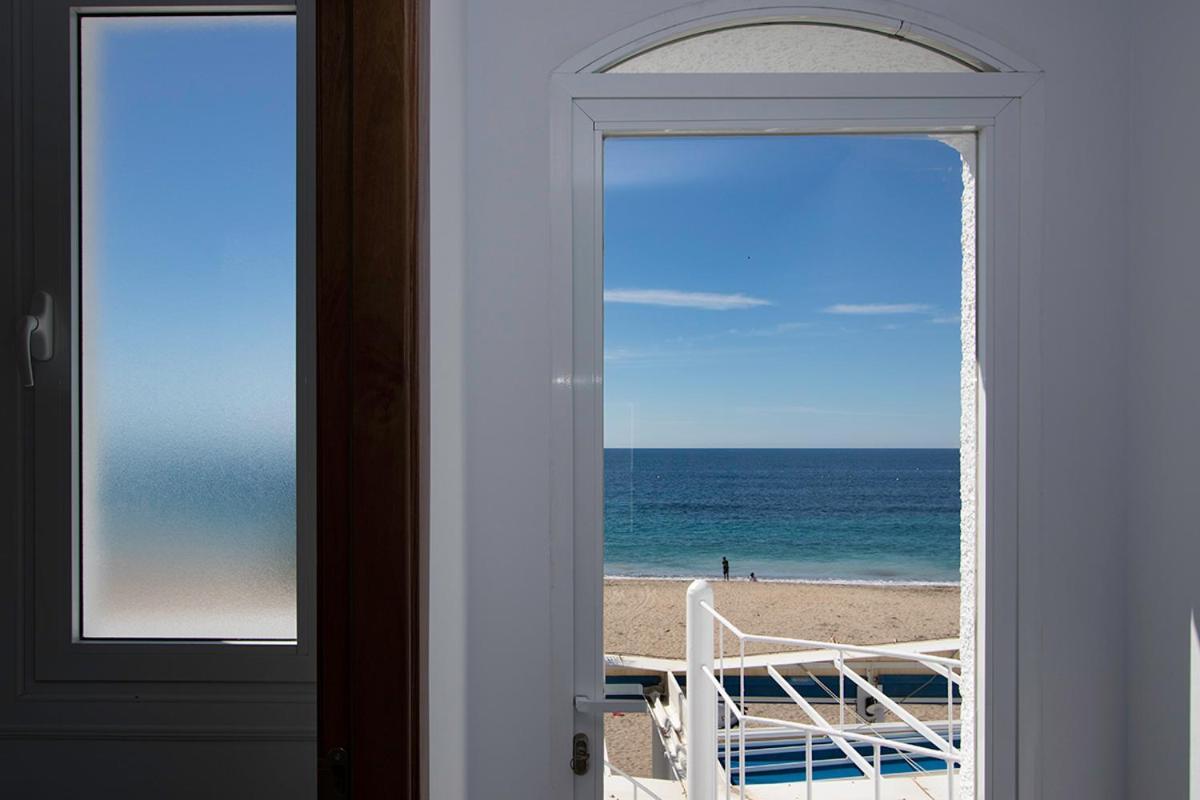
[605,760,668,800]
[650,683,687,784]
[685,579,961,800]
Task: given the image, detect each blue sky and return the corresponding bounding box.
[603,135,964,449]
[81,16,296,452]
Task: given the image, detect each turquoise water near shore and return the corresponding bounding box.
[603,448,960,584]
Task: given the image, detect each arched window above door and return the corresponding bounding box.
[604,22,980,73]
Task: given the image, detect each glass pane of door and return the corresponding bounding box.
[600,133,971,792]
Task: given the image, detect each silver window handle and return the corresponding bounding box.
[18,291,53,388]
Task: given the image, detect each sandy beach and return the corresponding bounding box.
[603,578,960,777]
[605,577,960,660]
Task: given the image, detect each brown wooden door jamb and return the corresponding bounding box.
[315,0,428,796]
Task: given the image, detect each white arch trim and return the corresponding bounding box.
[554,0,1041,75]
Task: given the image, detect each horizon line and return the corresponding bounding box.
[601,445,960,450]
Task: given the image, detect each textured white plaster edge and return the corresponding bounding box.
[947,133,978,799]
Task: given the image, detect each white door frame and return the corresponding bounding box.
[548,71,1044,800]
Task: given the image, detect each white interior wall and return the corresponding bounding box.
[428,0,468,797]
[1127,1,1200,798]
[4,0,1177,795]
[448,1,1130,798]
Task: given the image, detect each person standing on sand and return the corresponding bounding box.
[722,556,729,581]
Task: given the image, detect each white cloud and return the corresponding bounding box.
[748,321,811,336]
[931,314,961,324]
[824,303,933,315]
[604,289,770,310]
[745,404,930,418]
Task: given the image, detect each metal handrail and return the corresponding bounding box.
[688,582,959,800]
[605,760,668,800]
[699,599,962,667]
[701,667,956,762]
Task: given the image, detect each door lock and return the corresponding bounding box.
[570,733,590,776]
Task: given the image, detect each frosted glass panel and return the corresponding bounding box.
[606,24,975,73]
[80,15,297,639]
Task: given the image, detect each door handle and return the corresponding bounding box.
[18,291,53,388]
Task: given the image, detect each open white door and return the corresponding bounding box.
[549,64,1041,800]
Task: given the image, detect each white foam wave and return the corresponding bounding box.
[603,573,960,588]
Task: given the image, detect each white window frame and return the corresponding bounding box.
[21,0,315,687]
[547,71,1045,800]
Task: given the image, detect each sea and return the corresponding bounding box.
[603,448,961,585]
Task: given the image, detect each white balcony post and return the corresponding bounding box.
[873,743,882,799]
[687,580,716,800]
[805,732,813,800]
